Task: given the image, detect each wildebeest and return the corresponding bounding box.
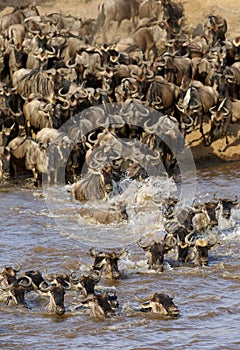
[176,81,219,143]
[12,67,56,103]
[115,20,168,60]
[0,266,32,307]
[0,281,30,307]
[215,196,239,220]
[94,0,140,42]
[135,291,179,316]
[204,14,228,46]
[146,75,180,114]
[161,0,185,38]
[88,247,128,279]
[39,282,66,315]
[79,204,128,224]
[208,97,240,151]
[138,0,163,20]
[0,264,21,287]
[70,271,101,297]
[0,4,39,32]
[5,136,48,185]
[1,43,28,83]
[21,270,47,293]
[5,130,74,185]
[154,52,192,86]
[200,201,219,227]
[71,164,114,202]
[81,291,116,317]
[178,231,219,266]
[137,231,177,271]
[22,94,54,136]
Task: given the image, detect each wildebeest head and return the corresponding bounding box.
[39,282,66,315]
[82,292,115,318]
[49,285,66,315]
[184,232,219,266]
[136,291,179,317]
[165,207,197,232]
[22,270,45,292]
[1,117,19,148]
[137,232,177,272]
[6,283,27,307]
[89,248,128,279]
[1,276,32,307]
[208,99,229,144]
[70,271,101,297]
[202,201,219,226]
[216,196,238,220]
[0,264,21,287]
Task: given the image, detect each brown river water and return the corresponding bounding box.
[0,161,240,350]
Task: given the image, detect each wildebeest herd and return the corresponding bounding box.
[0,0,240,318]
[0,193,238,317]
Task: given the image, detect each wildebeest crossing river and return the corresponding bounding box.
[0,161,240,350]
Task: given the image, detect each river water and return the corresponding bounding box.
[0,161,240,350]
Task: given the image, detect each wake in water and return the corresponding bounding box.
[40,172,240,252]
[41,175,179,248]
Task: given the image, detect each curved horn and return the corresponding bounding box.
[135,292,155,303]
[13,263,21,272]
[58,87,69,97]
[176,103,185,113]
[137,236,152,249]
[192,99,202,112]
[39,281,51,292]
[69,271,80,282]
[185,231,197,246]
[45,46,56,56]
[143,118,156,134]
[18,276,32,288]
[184,115,194,127]
[146,68,154,79]
[62,280,71,290]
[66,58,77,68]
[74,88,89,99]
[222,106,230,116]
[87,131,98,145]
[233,195,238,203]
[164,234,178,248]
[60,99,70,110]
[130,67,140,78]
[209,106,217,114]
[151,96,163,109]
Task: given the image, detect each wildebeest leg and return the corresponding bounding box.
[53,170,58,185]
[199,114,208,145]
[218,134,229,152]
[32,167,39,186]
